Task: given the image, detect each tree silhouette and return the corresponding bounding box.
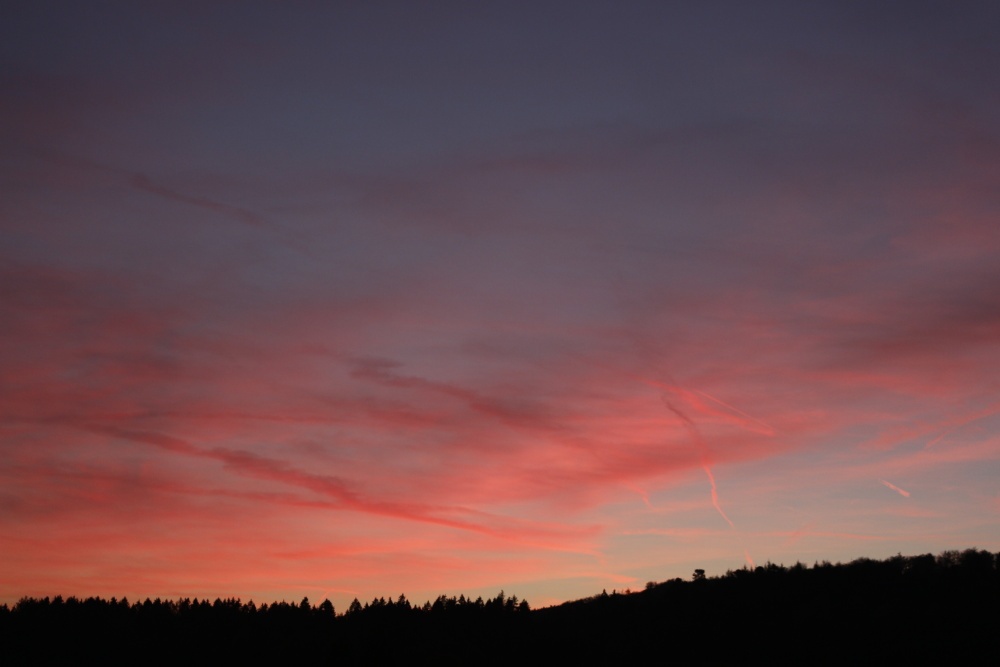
[2,549,997,662]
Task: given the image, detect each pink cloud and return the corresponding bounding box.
[879,480,911,498]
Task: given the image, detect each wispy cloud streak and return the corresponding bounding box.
[129,173,268,228]
[880,480,911,498]
[660,393,736,529]
[79,423,599,551]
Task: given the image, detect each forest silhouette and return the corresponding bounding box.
[4,548,997,664]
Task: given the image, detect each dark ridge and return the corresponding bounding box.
[3,548,998,664]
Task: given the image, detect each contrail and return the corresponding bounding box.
[880,479,911,498]
[130,173,268,228]
[661,389,755,571]
[628,372,774,435]
[626,483,653,508]
[588,359,763,570]
[925,406,1000,448]
[34,149,319,259]
[691,388,775,436]
[702,463,734,528]
[661,395,735,528]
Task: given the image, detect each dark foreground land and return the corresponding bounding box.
[3,548,998,665]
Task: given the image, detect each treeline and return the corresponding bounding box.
[3,548,998,664]
[1,590,532,663]
[4,588,528,623]
[533,547,999,664]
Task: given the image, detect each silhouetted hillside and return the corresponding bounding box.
[3,548,997,664]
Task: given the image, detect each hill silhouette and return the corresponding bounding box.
[3,548,997,664]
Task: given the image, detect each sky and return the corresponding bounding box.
[2,0,999,610]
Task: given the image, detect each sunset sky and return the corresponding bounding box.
[3,1,999,610]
